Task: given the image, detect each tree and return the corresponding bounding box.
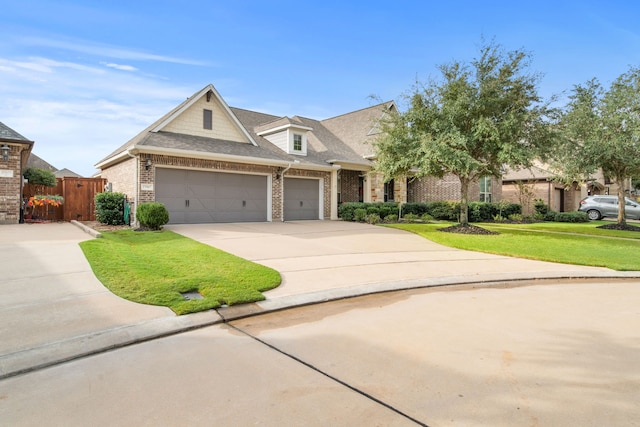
[556,67,640,226]
[23,167,56,194]
[374,41,555,227]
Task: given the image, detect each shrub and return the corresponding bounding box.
[365,205,380,215]
[534,199,549,215]
[430,201,459,221]
[384,214,398,223]
[493,214,507,222]
[354,208,367,222]
[401,203,429,216]
[403,213,419,223]
[421,213,434,223]
[23,167,57,189]
[543,211,558,221]
[378,202,398,219]
[95,192,127,225]
[468,202,492,222]
[136,202,169,230]
[553,211,589,223]
[365,213,381,224]
[508,213,524,222]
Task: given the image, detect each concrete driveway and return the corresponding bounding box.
[2,220,638,380]
[167,221,632,307]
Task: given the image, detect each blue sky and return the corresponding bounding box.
[1,0,639,177]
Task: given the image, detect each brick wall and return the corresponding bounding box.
[103,154,331,222]
[340,170,362,203]
[0,145,22,224]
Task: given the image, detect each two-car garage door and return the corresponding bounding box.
[156,169,268,224]
[155,169,321,224]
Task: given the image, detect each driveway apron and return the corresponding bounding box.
[167,221,622,300]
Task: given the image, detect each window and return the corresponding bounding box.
[479,176,492,202]
[293,134,302,151]
[384,179,395,202]
[203,109,212,130]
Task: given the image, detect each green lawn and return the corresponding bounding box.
[387,222,640,271]
[80,230,281,315]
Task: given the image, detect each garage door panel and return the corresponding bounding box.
[156,169,268,224]
[284,178,320,221]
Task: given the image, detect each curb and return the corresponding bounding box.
[3,271,639,380]
[70,220,102,238]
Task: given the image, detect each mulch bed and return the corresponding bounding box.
[596,223,640,232]
[438,224,499,235]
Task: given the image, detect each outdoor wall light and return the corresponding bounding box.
[1,144,9,161]
[145,158,152,170]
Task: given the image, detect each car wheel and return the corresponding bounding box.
[587,209,601,220]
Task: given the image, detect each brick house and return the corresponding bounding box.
[0,122,34,224]
[96,84,500,224]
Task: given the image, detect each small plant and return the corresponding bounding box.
[493,214,507,223]
[508,213,524,222]
[534,199,549,216]
[136,202,169,230]
[421,213,434,223]
[403,213,419,223]
[553,211,589,223]
[354,208,367,222]
[365,213,381,224]
[95,192,127,225]
[384,214,398,223]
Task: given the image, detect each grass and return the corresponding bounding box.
[387,222,640,271]
[80,230,281,315]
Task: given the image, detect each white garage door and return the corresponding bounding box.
[284,178,320,220]
[156,169,268,224]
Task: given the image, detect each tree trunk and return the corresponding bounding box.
[459,176,470,226]
[616,177,627,226]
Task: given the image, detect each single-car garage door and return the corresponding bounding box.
[284,177,320,220]
[156,168,268,224]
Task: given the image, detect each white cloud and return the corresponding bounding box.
[19,35,210,66]
[101,62,138,72]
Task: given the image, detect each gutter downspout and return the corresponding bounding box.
[125,149,139,226]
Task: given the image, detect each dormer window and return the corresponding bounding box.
[293,134,303,151]
[256,120,312,156]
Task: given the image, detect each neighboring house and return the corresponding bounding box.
[54,168,82,178]
[96,84,500,224]
[0,122,34,224]
[501,161,630,215]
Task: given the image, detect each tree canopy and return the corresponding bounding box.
[23,167,57,194]
[556,67,640,226]
[374,41,555,226]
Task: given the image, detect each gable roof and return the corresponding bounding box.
[26,153,57,171]
[322,101,396,158]
[96,84,392,172]
[0,122,31,142]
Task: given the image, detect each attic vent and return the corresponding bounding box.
[203,109,212,130]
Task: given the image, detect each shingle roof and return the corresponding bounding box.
[503,163,554,181]
[97,85,389,171]
[26,153,58,171]
[0,121,30,142]
[322,101,395,157]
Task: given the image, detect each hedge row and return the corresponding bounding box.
[338,201,521,222]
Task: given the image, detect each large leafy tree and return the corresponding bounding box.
[374,42,555,226]
[556,67,640,226]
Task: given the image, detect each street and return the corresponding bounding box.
[2,280,639,426]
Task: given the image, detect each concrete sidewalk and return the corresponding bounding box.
[2,220,639,379]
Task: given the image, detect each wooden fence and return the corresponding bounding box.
[23,177,107,222]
